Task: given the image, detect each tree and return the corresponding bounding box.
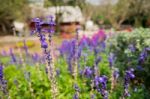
[96,0,150,29]
[0,0,29,35]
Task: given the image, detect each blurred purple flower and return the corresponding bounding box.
[108,53,116,68]
[23,40,29,55]
[136,65,143,71]
[0,63,7,94]
[128,44,136,52]
[1,50,7,56]
[113,69,119,80]
[94,75,108,99]
[138,48,148,64]
[9,48,17,63]
[32,53,39,63]
[123,68,135,97]
[95,56,102,66]
[82,66,93,78]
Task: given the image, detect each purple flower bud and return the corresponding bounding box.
[123,68,135,97]
[95,56,102,65]
[41,41,48,49]
[108,53,115,68]
[73,93,79,99]
[83,66,93,78]
[9,48,17,63]
[113,69,119,80]
[128,44,136,52]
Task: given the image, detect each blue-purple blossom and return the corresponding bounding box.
[0,63,7,94]
[9,48,17,63]
[32,18,43,34]
[95,56,102,65]
[73,84,80,99]
[47,16,55,34]
[108,53,116,68]
[1,50,7,56]
[128,44,136,52]
[0,64,3,81]
[73,93,79,99]
[32,53,39,63]
[82,66,93,78]
[113,68,119,80]
[138,48,148,64]
[94,75,108,99]
[23,40,29,56]
[41,41,48,49]
[123,68,135,97]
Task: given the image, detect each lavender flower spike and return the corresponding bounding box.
[123,68,135,97]
[0,63,7,95]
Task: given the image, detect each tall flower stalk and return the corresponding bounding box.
[47,16,58,98]
[73,28,79,80]
[0,63,7,96]
[32,16,58,99]
[123,68,135,98]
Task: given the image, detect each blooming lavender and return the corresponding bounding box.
[73,84,80,99]
[111,68,119,91]
[138,48,148,64]
[108,53,116,68]
[23,40,29,56]
[0,63,7,95]
[9,48,17,63]
[94,75,108,99]
[123,68,135,97]
[32,16,58,98]
[82,66,93,78]
[128,44,136,52]
[1,50,7,56]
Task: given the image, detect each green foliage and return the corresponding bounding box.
[109,28,150,93]
[0,0,29,35]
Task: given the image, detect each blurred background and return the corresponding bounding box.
[0,0,150,36]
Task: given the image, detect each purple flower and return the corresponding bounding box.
[128,44,136,52]
[108,53,116,68]
[47,16,55,34]
[9,48,17,63]
[23,40,29,55]
[0,64,3,81]
[73,93,79,99]
[82,66,93,78]
[56,68,60,77]
[113,69,119,80]
[94,75,108,99]
[123,68,135,97]
[32,53,39,63]
[41,41,48,49]
[138,48,148,64]
[1,50,7,56]
[73,84,80,99]
[32,18,43,34]
[0,63,7,94]
[95,56,102,65]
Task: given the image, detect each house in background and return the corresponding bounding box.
[29,5,84,34]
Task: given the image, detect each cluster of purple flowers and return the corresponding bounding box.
[0,63,7,95]
[138,48,149,64]
[123,68,135,97]
[94,75,108,99]
[73,84,80,99]
[59,30,107,76]
[108,52,116,68]
[9,48,17,63]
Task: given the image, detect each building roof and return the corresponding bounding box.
[30,5,84,23]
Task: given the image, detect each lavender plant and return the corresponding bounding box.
[32,16,58,98]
